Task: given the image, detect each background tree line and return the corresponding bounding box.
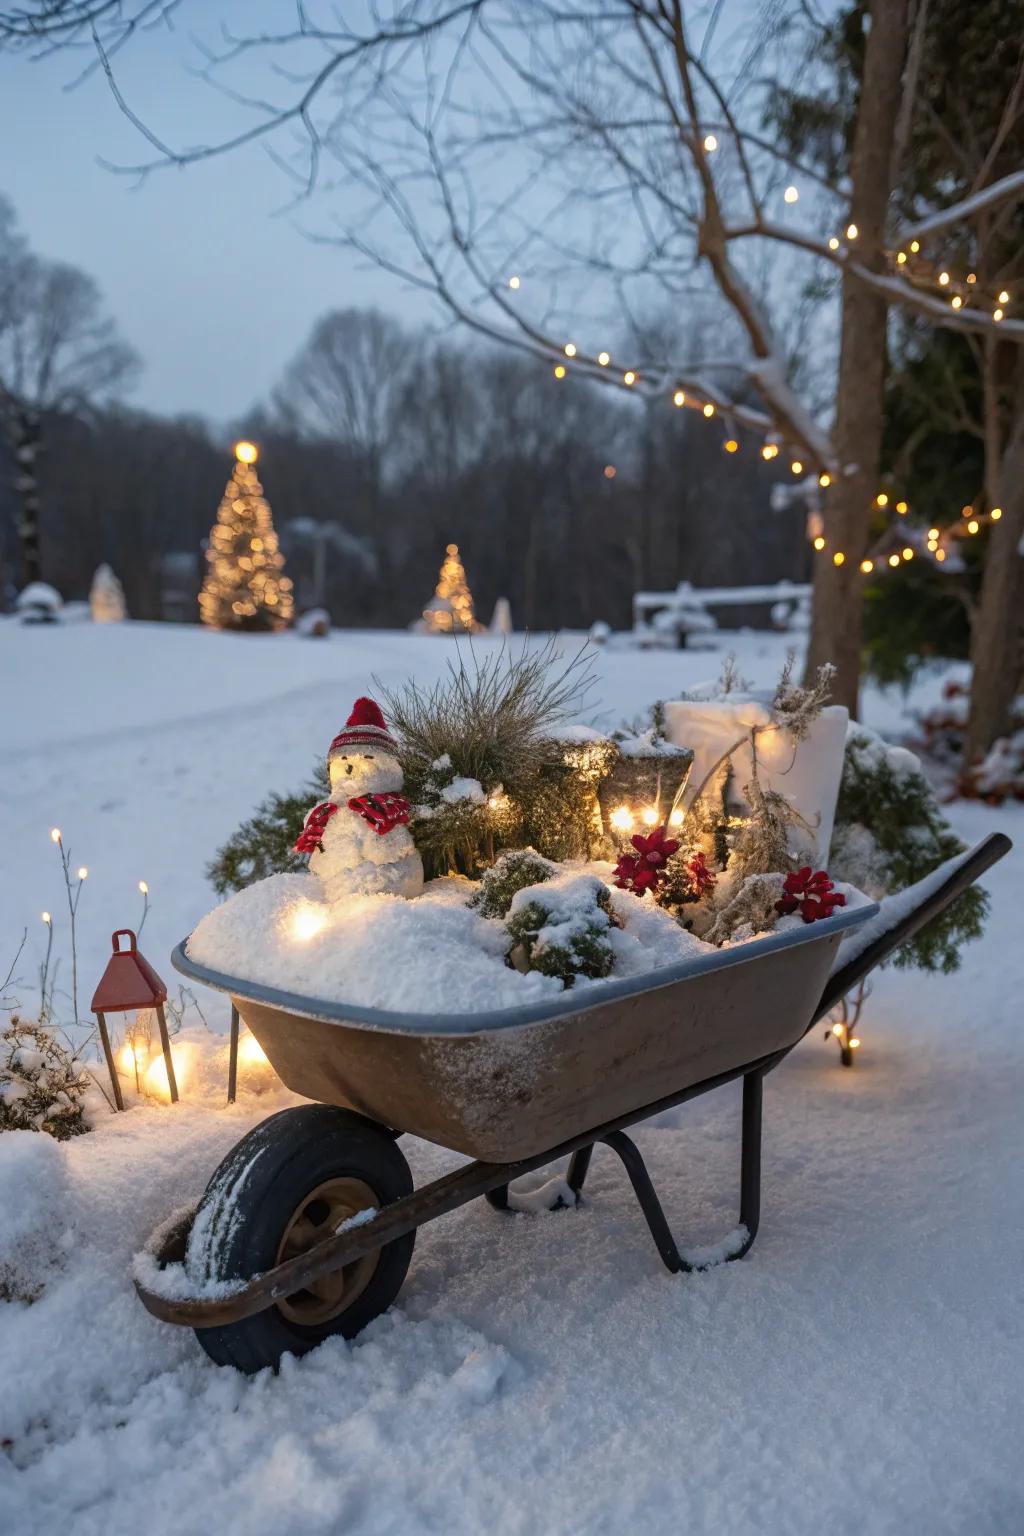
[0,295,810,631]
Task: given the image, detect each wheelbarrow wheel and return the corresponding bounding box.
[186,1104,415,1373]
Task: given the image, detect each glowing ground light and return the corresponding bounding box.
[640,807,659,826]
[237,1032,269,1066]
[290,904,328,942]
[668,809,684,828]
[609,806,634,832]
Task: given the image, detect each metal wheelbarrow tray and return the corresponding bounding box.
[137,833,1010,1373]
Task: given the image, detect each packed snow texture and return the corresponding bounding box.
[186,866,719,1016]
[1,621,1020,1536]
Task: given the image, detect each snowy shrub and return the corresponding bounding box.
[830,724,987,973]
[470,849,556,919]
[0,1018,90,1142]
[505,875,619,987]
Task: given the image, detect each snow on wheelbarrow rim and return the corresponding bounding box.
[172,899,878,1038]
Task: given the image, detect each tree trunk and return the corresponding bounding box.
[966,365,1024,757]
[4,404,44,587]
[804,0,910,714]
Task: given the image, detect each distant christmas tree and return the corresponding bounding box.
[89,563,127,623]
[199,442,293,631]
[422,543,479,634]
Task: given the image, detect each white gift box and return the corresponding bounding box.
[662,696,848,866]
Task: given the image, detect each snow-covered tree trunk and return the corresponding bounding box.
[7,405,43,588]
[966,360,1024,758]
[804,0,910,715]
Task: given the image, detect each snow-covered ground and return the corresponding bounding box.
[1,620,1021,1536]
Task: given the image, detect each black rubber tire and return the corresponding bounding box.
[187,1104,415,1373]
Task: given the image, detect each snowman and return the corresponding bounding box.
[294,697,424,901]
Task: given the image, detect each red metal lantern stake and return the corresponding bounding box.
[90,930,178,1109]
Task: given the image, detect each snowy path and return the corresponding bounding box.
[1,623,1020,1535]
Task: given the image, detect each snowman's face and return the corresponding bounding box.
[329,750,403,796]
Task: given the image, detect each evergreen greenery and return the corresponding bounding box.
[830,725,987,973]
[207,762,328,895]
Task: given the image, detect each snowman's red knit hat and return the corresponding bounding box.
[328,697,394,759]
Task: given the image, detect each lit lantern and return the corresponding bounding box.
[90,929,178,1108]
[597,740,694,846]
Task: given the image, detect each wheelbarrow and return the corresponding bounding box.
[136,833,1010,1373]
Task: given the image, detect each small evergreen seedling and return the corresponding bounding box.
[470,849,556,918]
[505,876,617,987]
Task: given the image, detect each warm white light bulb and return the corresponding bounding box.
[673,389,685,407]
[50,827,61,843]
[702,402,715,418]
[597,351,610,366]
[998,290,1009,304]
[564,342,577,358]
[609,806,634,832]
[783,185,799,204]
[139,880,149,895]
[846,223,858,240]
[508,275,520,290]
[77,867,88,880]
[42,911,51,925]
[703,133,718,152]
[641,807,659,826]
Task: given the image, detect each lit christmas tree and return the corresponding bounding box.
[199,442,293,632]
[422,543,480,634]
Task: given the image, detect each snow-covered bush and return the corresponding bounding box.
[0,1018,90,1141]
[0,1128,74,1303]
[830,724,987,973]
[15,582,62,624]
[505,875,619,988]
[469,849,556,919]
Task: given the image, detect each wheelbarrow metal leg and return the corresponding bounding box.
[597,1068,765,1275]
[740,1069,763,1242]
[601,1131,685,1273]
[566,1143,593,1197]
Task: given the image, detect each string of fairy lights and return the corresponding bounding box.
[512,161,1013,583]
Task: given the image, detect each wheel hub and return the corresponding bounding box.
[275,1175,379,1326]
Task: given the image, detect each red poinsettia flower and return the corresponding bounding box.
[613,824,680,897]
[775,866,847,924]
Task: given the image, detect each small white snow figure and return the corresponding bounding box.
[295,697,424,902]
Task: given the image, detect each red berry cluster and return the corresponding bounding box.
[613,826,680,897]
[775,867,846,924]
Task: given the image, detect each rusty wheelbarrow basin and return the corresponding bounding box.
[173,902,877,1162]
